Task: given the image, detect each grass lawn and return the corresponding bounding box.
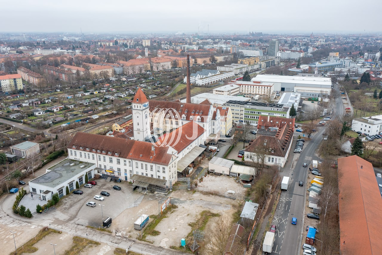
[345,130,358,138]
[170,83,186,96]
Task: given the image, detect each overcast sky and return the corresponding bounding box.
[1,0,381,34]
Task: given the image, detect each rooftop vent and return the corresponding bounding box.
[70,163,75,166]
[80,165,85,168]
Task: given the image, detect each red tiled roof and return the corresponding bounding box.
[0,74,22,80]
[257,116,295,130]
[156,121,205,153]
[200,99,211,105]
[149,100,211,122]
[338,156,382,255]
[68,132,172,165]
[133,88,148,104]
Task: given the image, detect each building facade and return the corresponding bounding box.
[352,115,382,136]
[234,81,274,96]
[17,67,44,86]
[10,141,40,158]
[0,74,23,92]
[224,100,290,125]
[268,40,279,57]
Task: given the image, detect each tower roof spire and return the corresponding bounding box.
[133,88,148,104]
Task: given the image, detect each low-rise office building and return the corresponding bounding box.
[224,100,290,125]
[29,158,96,200]
[184,69,235,86]
[278,92,301,110]
[352,115,382,136]
[233,81,274,97]
[213,84,240,96]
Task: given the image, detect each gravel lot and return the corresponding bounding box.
[196,175,246,199]
[146,190,239,249]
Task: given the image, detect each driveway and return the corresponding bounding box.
[226,142,244,160]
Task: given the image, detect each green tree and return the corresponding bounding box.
[19,205,26,216]
[379,91,382,99]
[242,71,251,81]
[296,58,301,68]
[85,174,88,183]
[52,193,59,204]
[76,181,79,189]
[345,73,350,82]
[351,136,363,156]
[66,186,69,195]
[25,209,32,218]
[289,104,297,117]
[0,153,6,164]
[340,121,351,137]
[36,204,42,213]
[374,89,378,99]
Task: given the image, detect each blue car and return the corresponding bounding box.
[296,129,303,132]
[291,217,297,225]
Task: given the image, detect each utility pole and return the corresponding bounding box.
[50,243,57,255]
[10,231,16,252]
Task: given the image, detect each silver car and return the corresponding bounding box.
[86,201,96,207]
[84,184,92,188]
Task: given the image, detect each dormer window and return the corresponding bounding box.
[72,145,76,149]
[136,98,139,102]
[115,153,119,156]
[108,152,112,155]
[80,147,83,150]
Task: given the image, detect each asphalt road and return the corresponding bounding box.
[0,118,40,133]
[270,84,344,255]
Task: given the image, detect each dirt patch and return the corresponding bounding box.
[196,175,246,199]
[80,243,114,255]
[33,232,73,255]
[146,190,238,249]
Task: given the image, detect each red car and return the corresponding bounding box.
[270,225,276,233]
[88,181,97,185]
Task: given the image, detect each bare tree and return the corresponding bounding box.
[204,215,231,255]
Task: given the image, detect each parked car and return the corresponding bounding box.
[356,131,362,135]
[94,195,104,201]
[299,181,304,187]
[377,173,382,178]
[291,217,297,225]
[270,225,276,233]
[18,180,26,185]
[303,163,308,167]
[302,244,317,252]
[86,202,96,207]
[250,131,257,135]
[294,148,302,153]
[238,154,243,158]
[100,191,110,197]
[113,185,121,190]
[307,213,320,220]
[84,184,92,188]
[218,139,226,142]
[73,190,83,195]
[88,181,97,185]
[311,171,321,176]
[296,129,303,132]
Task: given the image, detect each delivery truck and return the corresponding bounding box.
[281,176,289,191]
[263,231,275,254]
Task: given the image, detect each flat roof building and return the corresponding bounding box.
[337,156,382,255]
[213,84,240,96]
[29,158,96,200]
[278,92,301,110]
[10,141,40,158]
[252,74,332,97]
[181,93,250,106]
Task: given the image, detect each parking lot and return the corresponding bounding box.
[56,178,148,229]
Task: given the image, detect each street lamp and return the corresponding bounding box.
[10,231,16,252]
[50,243,57,255]
[99,204,104,222]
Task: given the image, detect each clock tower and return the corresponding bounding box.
[132,88,150,141]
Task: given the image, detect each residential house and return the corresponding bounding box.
[33,109,44,116]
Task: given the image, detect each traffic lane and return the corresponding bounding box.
[280,182,305,255]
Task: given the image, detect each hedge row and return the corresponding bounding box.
[0,117,23,123]
[13,188,32,218]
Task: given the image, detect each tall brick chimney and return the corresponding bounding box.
[186,54,191,103]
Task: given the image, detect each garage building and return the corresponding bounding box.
[209,157,234,175]
[29,158,96,201]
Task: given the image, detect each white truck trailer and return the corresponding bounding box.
[281,176,289,191]
[263,231,275,254]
